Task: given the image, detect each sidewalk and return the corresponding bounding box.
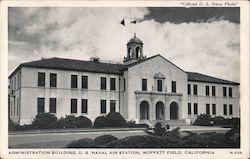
[9,127,146,135]
[9,125,231,135]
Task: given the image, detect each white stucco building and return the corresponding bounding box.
[9,35,240,125]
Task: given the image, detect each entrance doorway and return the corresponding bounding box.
[170,102,178,119]
[140,101,149,120]
[156,101,164,120]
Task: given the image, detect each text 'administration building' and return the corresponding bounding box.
[9,35,240,125]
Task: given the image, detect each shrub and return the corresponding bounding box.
[32,113,57,129]
[154,122,166,136]
[94,112,126,127]
[193,114,212,126]
[212,116,227,125]
[93,135,117,145]
[67,138,98,148]
[229,117,240,128]
[105,112,126,127]
[94,116,108,127]
[75,116,92,128]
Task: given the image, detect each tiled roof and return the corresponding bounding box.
[186,72,239,85]
[9,56,240,85]
[11,57,126,77]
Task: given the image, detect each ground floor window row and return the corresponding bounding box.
[187,103,233,116]
[37,98,116,114]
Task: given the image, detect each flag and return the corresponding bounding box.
[131,20,137,24]
[120,19,125,26]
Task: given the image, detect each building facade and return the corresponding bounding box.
[9,35,240,125]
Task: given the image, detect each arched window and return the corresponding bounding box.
[127,48,131,58]
[136,47,141,58]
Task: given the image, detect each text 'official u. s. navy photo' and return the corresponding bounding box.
[0,1,249,159]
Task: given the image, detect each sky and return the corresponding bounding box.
[8,7,240,82]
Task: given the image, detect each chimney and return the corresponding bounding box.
[90,57,100,63]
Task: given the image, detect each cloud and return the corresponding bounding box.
[8,7,240,82]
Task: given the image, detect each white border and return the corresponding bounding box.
[0,1,249,159]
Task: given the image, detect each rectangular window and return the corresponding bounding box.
[49,98,56,113]
[194,103,198,115]
[110,78,116,90]
[71,75,78,88]
[71,99,77,113]
[212,86,216,96]
[124,78,126,91]
[229,87,232,97]
[110,100,116,113]
[229,104,233,115]
[188,84,191,95]
[101,100,106,113]
[158,80,163,92]
[188,103,191,115]
[50,73,57,87]
[193,85,198,95]
[223,104,227,115]
[223,87,227,97]
[38,72,45,86]
[37,98,45,113]
[172,81,176,93]
[81,99,88,113]
[101,77,106,90]
[206,104,210,115]
[82,76,88,89]
[212,104,216,115]
[205,85,210,96]
[142,79,147,91]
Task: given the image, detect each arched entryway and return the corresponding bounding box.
[170,102,178,120]
[156,101,165,120]
[140,101,149,120]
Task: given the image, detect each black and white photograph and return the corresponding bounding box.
[0,1,249,159]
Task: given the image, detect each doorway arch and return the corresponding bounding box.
[170,102,178,119]
[156,101,164,120]
[140,101,149,120]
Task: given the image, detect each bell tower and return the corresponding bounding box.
[124,33,146,65]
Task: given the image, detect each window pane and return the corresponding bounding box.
[206,104,210,114]
[101,77,106,90]
[49,98,56,113]
[188,103,191,115]
[82,76,88,89]
[229,87,232,97]
[101,100,106,113]
[188,84,191,95]
[223,87,227,97]
[171,81,176,93]
[212,104,216,115]
[194,103,198,115]
[81,99,88,113]
[205,86,209,96]
[37,98,45,113]
[110,78,116,90]
[194,85,198,95]
[142,79,147,91]
[158,80,163,92]
[212,86,216,96]
[50,73,57,87]
[71,75,78,88]
[124,79,126,91]
[223,104,227,115]
[71,99,77,113]
[229,104,233,115]
[110,100,116,112]
[38,72,45,86]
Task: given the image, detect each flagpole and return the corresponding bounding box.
[130,8,132,37]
